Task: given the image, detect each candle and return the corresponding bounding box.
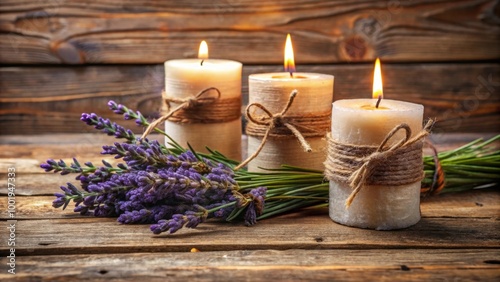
[327,58,425,230]
[163,41,242,160]
[247,34,334,172]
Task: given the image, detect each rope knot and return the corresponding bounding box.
[171,87,221,109]
[235,90,314,170]
[140,87,221,140]
[184,96,199,108]
[271,114,284,127]
[360,151,383,164]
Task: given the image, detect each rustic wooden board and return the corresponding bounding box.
[1,189,498,219]
[0,0,498,64]
[0,134,498,280]
[1,211,499,256]
[1,250,498,281]
[420,190,500,218]
[1,63,499,134]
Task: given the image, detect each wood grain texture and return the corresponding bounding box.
[1,63,499,134]
[0,250,498,281]
[1,214,499,256]
[0,136,499,281]
[0,0,498,64]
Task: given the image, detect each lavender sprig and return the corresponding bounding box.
[108,100,149,128]
[41,158,125,176]
[107,101,187,152]
[150,209,207,234]
[81,113,136,143]
[40,158,84,175]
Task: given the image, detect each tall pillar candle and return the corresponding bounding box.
[326,59,425,230]
[247,73,334,172]
[163,42,242,160]
[244,34,334,171]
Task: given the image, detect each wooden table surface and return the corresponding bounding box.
[0,133,499,281]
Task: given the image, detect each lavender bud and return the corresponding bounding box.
[40,162,54,172]
[52,193,67,208]
[74,205,89,215]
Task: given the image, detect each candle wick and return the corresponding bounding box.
[289,72,294,78]
[375,95,382,109]
[200,59,204,66]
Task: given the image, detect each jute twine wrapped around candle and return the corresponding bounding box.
[141,87,241,139]
[324,119,434,208]
[236,90,331,170]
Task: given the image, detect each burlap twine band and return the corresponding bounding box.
[235,90,331,170]
[324,119,434,208]
[141,87,241,139]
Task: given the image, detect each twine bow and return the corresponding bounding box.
[140,87,221,140]
[235,90,312,170]
[345,119,434,208]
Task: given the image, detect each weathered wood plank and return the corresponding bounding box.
[1,250,499,281]
[1,63,499,134]
[0,135,165,178]
[0,0,498,64]
[0,133,122,145]
[1,189,498,219]
[0,212,498,256]
[420,189,500,218]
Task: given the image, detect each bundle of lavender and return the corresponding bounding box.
[41,101,500,234]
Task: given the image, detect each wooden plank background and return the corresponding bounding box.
[0,0,499,134]
[1,133,499,280]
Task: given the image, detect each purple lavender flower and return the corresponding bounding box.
[108,101,127,115]
[74,205,89,215]
[101,140,179,172]
[117,209,152,224]
[244,203,257,226]
[52,193,67,208]
[243,187,267,226]
[40,158,83,175]
[248,187,267,207]
[40,160,56,172]
[107,100,149,127]
[150,210,206,234]
[94,203,115,217]
[81,113,136,143]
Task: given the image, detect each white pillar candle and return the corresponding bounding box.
[328,59,424,230]
[248,73,333,171]
[164,42,242,160]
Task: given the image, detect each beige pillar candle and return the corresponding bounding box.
[164,41,242,160]
[248,72,334,171]
[246,34,333,172]
[328,59,424,230]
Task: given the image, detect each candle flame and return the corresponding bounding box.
[284,34,296,74]
[373,58,383,99]
[198,40,208,59]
